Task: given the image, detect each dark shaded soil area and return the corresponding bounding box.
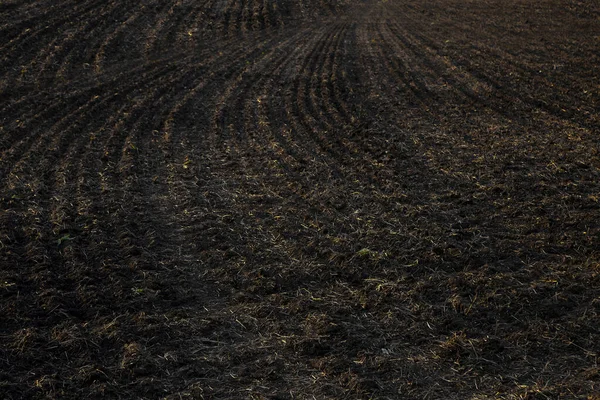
[1,0,599,398]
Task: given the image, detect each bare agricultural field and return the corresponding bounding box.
[1,0,600,398]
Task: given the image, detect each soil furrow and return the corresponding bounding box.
[2,1,600,398]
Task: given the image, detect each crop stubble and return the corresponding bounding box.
[1,0,599,398]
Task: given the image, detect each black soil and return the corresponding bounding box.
[1,0,600,398]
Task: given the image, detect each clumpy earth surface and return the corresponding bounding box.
[1,0,599,398]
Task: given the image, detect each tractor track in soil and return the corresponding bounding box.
[1,0,600,398]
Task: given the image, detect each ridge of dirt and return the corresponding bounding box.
[1,0,599,398]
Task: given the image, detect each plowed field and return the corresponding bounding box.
[1,0,600,398]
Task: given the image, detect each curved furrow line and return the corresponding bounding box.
[305,25,345,129]
[167,27,354,270]
[246,30,380,212]
[3,62,173,198]
[324,23,380,165]
[159,30,280,137]
[0,1,122,78]
[314,24,353,128]
[31,1,132,86]
[149,34,291,214]
[6,0,146,90]
[100,98,165,182]
[189,37,305,182]
[383,2,599,131]
[0,62,179,186]
[128,36,311,263]
[210,27,346,193]
[259,35,345,180]
[93,2,150,73]
[275,21,390,194]
[252,0,266,31]
[166,26,340,226]
[0,92,95,161]
[142,0,225,58]
[47,127,115,237]
[302,22,376,168]
[47,81,174,234]
[240,0,252,33]
[290,24,352,164]
[152,31,284,148]
[208,36,290,151]
[236,35,369,232]
[0,0,84,52]
[158,51,255,172]
[152,1,201,53]
[263,0,284,29]
[253,82,307,180]
[101,40,271,181]
[69,70,204,230]
[100,74,196,184]
[16,72,201,329]
[280,27,338,166]
[1,96,138,278]
[221,0,240,36]
[159,29,286,141]
[143,1,188,59]
[287,39,364,184]
[2,48,181,106]
[304,19,418,195]
[293,27,334,130]
[385,20,539,126]
[354,19,425,157]
[58,60,236,275]
[412,31,599,130]
[0,67,187,242]
[32,30,85,87]
[234,31,320,169]
[235,19,406,257]
[1,94,107,190]
[325,22,360,124]
[0,49,237,394]
[369,21,446,125]
[0,58,179,158]
[169,0,215,51]
[208,37,300,169]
